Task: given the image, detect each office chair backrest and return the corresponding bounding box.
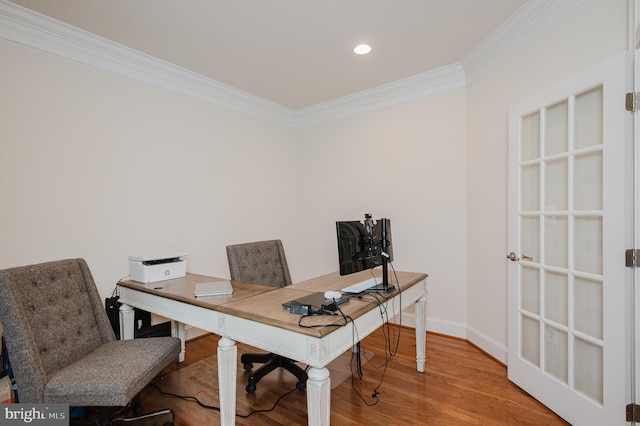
[0,258,116,402]
[226,239,292,287]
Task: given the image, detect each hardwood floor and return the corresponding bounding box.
[139,327,569,425]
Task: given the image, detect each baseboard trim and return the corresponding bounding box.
[391,314,507,364]
[425,317,468,340]
[466,326,508,365]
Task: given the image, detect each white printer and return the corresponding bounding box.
[128,252,187,283]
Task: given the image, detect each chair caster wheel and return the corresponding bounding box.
[296,381,306,391]
[246,384,257,393]
[243,363,253,371]
[132,403,143,415]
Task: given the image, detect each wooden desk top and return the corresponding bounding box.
[118,273,275,309]
[118,270,428,338]
[218,271,427,336]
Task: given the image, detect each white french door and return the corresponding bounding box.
[507,53,631,425]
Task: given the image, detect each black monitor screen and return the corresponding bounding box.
[336,218,392,276]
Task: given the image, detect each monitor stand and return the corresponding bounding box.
[368,283,396,293]
[370,218,395,293]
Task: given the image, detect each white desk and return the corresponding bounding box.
[117,270,427,426]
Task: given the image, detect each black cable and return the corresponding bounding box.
[347,263,404,402]
[237,387,298,418]
[341,295,385,406]
[355,342,363,379]
[111,275,129,298]
[297,305,349,329]
[345,315,380,407]
[148,381,298,419]
[368,266,405,396]
[384,264,402,357]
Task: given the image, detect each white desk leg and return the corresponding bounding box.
[217,337,237,426]
[119,303,135,340]
[173,321,186,363]
[306,367,330,426]
[415,295,427,372]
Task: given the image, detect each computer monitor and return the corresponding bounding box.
[336,214,393,289]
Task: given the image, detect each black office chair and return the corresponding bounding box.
[226,240,307,393]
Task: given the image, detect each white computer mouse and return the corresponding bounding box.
[324,290,342,300]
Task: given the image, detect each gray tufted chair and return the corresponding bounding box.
[0,258,181,425]
[226,240,307,393]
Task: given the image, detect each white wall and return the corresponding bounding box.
[0,40,299,298]
[465,0,628,361]
[295,91,468,335]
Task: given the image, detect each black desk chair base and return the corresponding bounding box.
[242,352,307,393]
[76,398,174,426]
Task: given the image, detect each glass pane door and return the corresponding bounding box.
[507,53,628,426]
[520,85,604,402]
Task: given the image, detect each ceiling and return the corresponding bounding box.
[8,0,527,110]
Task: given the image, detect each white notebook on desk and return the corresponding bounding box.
[194,281,234,297]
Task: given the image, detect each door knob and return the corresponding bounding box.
[507,252,533,262]
[507,252,519,261]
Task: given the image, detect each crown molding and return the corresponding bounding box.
[0,0,468,127]
[0,0,592,127]
[292,63,466,127]
[0,0,295,126]
[462,0,593,85]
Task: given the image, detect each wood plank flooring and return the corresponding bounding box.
[139,327,569,425]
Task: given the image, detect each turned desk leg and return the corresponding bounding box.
[218,337,237,426]
[306,367,330,426]
[118,303,135,340]
[415,295,427,372]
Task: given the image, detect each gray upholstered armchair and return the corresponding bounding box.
[226,240,307,393]
[0,258,181,425]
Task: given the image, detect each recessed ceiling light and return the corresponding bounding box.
[354,44,372,55]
